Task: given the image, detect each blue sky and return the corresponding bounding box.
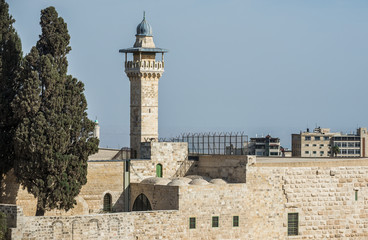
[8,0,368,148]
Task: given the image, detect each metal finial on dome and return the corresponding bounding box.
[136,12,153,36]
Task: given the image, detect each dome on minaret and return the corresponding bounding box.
[136,12,153,37]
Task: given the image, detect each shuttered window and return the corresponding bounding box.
[288,213,298,236]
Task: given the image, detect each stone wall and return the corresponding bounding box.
[189,155,254,183]
[5,157,368,239]
[0,161,126,216]
[130,183,179,210]
[130,142,190,183]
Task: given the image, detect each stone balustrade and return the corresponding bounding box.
[125,60,164,72]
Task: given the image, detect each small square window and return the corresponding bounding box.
[189,217,196,229]
[305,151,309,154]
[313,144,317,147]
[315,136,320,141]
[212,216,219,228]
[320,144,324,147]
[313,151,317,154]
[305,144,309,147]
[324,136,329,141]
[305,136,311,141]
[320,151,324,154]
[288,213,298,236]
[233,216,239,227]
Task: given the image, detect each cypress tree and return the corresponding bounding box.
[0,0,22,181]
[12,7,98,216]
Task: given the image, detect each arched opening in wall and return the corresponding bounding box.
[103,193,112,212]
[132,193,152,211]
[156,164,163,178]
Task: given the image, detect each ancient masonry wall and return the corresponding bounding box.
[4,184,252,239]
[130,183,179,211]
[130,142,190,183]
[0,161,126,216]
[189,155,254,183]
[4,161,368,239]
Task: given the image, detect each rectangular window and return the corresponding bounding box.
[324,136,329,141]
[313,151,317,154]
[356,149,361,155]
[348,149,354,154]
[305,136,311,141]
[348,142,355,148]
[320,144,324,147]
[305,144,309,147]
[313,144,317,147]
[342,142,347,147]
[288,213,299,236]
[355,190,358,201]
[212,216,219,228]
[125,160,130,172]
[342,149,347,154]
[189,217,196,229]
[320,151,324,154]
[315,136,320,141]
[233,216,239,227]
[355,142,361,147]
[305,151,309,154]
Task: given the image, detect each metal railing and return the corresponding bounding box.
[161,132,248,155]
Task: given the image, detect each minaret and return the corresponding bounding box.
[93,119,100,140]
[119,13,167,158]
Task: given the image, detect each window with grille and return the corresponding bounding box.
[189,217,196,229]
[212,216,219,228]
[103,193,112,212]
[233,216,239,227]
[288,213,298,236]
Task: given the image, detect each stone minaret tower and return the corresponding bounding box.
[120,13,167,158]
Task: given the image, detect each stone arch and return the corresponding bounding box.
[108,218,120,239]
[52,221,63,239]
[88,219,100,239]
[132,193,152,211]
[72,220,83,240]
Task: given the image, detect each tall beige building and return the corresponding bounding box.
[120,14,167,158]
[292,127,368,157]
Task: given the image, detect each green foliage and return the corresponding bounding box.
[12,6,98,216]
[331,145,340,157]
[0,0,22,181]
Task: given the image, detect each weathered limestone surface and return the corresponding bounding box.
[4,155,368,239]
[130,142,190,183]
[0,161,126,216]
[130,183,179,211]
[190,155,253,183]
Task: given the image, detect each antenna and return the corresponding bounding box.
[143,11,146,20]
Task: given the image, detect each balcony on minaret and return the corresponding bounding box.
[125,60,164,73]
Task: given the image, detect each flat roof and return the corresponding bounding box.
[119,47,168,53]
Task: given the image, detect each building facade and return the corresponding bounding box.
[248,135,281,156]
[292,127,368,157]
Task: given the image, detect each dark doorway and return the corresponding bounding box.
[132,193,152,211]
